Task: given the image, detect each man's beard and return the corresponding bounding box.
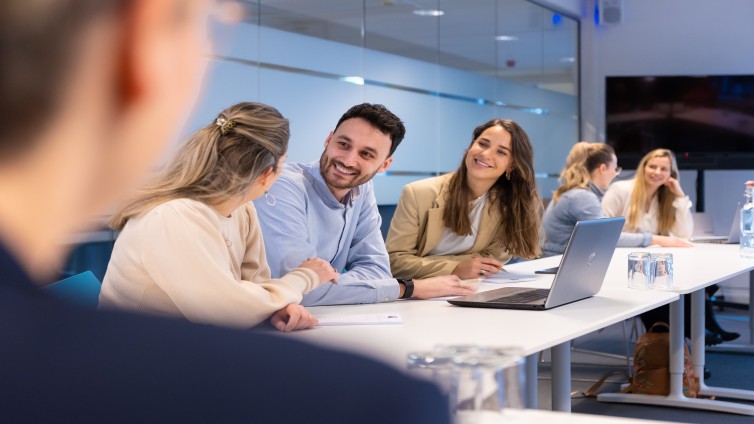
[319,152,377,190]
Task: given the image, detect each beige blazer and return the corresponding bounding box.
[385,173,510,279]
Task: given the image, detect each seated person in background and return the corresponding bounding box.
[602,148,694,239]
[386,119,541,279]
[542,142,691,257]
[0,1,451,421]
[602,148,737,345]
[100,102,338,331]
[255,103,475,305]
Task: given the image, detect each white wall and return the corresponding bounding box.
[183,22,579,204]
[579,0,754,303]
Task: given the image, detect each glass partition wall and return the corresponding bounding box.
[192,0,579,203]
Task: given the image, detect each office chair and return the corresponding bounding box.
[44,271,102,309]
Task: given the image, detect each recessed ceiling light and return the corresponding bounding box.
[495,35,518,41]
[413,9,444,17]
[559,57,575,63]
[339,76,365,86]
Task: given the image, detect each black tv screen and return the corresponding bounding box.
[606,75,754,170]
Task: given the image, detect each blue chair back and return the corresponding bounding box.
[45,271,102,309]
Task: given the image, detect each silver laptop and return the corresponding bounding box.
[693,204,741,244]
[448,217,624,311]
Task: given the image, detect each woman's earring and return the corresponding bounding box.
[505,170,511,181]
[264,190,276,207]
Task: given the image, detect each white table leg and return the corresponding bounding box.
[707,270,754,354]
[599,293,754,415]
[525,353,538,409]
[551,342,571,412]
[693,286,754,401]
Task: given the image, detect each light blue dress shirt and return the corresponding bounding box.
[255,161,399,306]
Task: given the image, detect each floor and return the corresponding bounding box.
[535,305,754,423]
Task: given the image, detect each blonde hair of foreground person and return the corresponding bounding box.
[111,102,287,230]
[103,102,338,330]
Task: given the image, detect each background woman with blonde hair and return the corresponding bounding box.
[602,149,736,346]
[100,102,338,331]
[602,148,693,238]
[386,118,541,279]
[542,143,690,256]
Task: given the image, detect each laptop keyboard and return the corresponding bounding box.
[490,289,549,304]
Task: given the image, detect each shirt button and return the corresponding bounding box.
[225,239,232,246]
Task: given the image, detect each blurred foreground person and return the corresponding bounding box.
[0,1,450,422]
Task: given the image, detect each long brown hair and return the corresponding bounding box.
[552,143,615,202]
[109,102,289,230]
[443,119,541,259]
[627,148,680,234]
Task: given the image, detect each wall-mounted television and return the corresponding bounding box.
[605,75,754,170]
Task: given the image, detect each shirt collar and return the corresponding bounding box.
[588,182,605,200]
[302,161,362,207]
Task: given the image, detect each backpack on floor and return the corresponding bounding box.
[624,322,700,398]
[581,322,700,398]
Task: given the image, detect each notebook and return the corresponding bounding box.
[447,217,624,311]
[692,205,741,244]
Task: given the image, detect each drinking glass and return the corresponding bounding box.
[627,252,652,289]
[650,253,674,290]
[409,345,525,423]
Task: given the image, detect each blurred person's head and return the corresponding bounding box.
[319,103,405,201]
[111,102,290,230]
[0,0,216,279]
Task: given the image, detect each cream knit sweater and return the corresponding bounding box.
[99,198,318,329]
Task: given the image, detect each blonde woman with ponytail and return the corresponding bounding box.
[100,102,338,331]
[542,143,690,256]
[602,148,694,240]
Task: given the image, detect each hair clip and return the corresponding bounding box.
[216,116,236,135]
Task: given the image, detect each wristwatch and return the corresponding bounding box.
[396,278,414,299]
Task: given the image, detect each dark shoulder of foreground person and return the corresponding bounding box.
[0,285,450,424]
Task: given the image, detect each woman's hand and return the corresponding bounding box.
[298,258,339,285]
[664,177,686,198]
[452,256,504,279]
[411,275,478,299]
[652,235,693,247]
[270,304,318,332]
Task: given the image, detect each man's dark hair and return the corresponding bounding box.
[0,0,125,159]
[334,103,406,157]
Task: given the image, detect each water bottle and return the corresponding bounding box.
[740,181,754,258]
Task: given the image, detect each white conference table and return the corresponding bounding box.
[472,409,675,424]
[291,255,678,413]
[597,245,754,415]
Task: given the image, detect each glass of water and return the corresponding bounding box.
[627,252,652,289]
[407,345,525,423]
[650,253,674,290]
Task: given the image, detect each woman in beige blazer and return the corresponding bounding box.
[386,119,542,279]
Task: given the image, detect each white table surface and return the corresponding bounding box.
[289,254,678,413]
[295,281,676,367]
[597,245,754,415]
[469,409,675,424]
